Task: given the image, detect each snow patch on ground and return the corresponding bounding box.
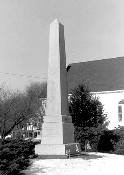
[24,152,124,175]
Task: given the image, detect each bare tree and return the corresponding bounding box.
[0,90,31,141]
[25,81,47,126]
[0,82,47,142]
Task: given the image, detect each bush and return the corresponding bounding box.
[74,126,102,151]
[0,138,35,174]
[97,130,120,153]
[112,126,124,155]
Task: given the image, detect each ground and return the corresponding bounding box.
[23,152,123,175]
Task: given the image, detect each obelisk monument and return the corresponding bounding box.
[35,19,80,155]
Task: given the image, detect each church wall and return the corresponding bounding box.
[92,90,124,129]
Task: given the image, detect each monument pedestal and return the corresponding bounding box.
[35,143,81,155]
[35,115,81,155]
[41,115,74,144]
[35,144,66,155]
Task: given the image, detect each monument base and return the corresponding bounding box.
[35,143,81,156]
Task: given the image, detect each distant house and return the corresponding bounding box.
[67,57,124,129]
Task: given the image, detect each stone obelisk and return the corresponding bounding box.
[35,19,80,155]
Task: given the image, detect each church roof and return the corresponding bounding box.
[67,57,124,92]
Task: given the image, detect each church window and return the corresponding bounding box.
[118,100,124,122]
[118,105,122,122]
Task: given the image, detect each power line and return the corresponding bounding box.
[0,71,47,80]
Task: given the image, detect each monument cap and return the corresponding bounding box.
[53,18,60,24]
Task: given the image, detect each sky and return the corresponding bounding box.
[0,0,124,91]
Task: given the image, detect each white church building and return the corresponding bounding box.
[67,57,124,129]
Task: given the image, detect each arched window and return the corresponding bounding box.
[118,105,122,122]
[118,100,124,122]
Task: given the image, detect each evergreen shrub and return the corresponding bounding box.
[0,138,35,175]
